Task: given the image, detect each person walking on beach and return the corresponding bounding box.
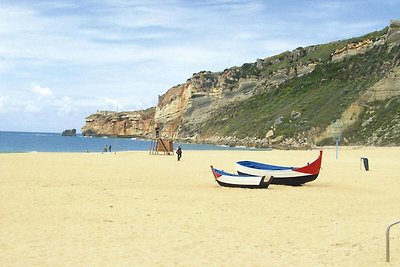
[109,145,112,152]
[103,145,108,153]
[176,146,182,161]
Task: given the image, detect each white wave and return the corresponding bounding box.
[35,133,53,137]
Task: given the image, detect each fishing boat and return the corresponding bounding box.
[210,165,273,188]
[236,150,323,186]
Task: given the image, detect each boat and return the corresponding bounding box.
[210,165,273,188]
[236,150,323,186]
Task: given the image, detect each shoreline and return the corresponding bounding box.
[1,145,399,154]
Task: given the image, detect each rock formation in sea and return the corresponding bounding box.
[62,129,77,136]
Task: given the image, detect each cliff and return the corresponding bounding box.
[82,20,400,148]
[81,108,155,138]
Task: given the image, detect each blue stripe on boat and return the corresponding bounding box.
[214,168,256,177]
[237,160,293,170]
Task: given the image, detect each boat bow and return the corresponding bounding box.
[292,150,323,175]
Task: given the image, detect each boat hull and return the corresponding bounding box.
[236,151,323,186]
[237,171,318,186]
[211,166,273,188]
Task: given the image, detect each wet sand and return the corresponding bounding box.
[1,147,400,266]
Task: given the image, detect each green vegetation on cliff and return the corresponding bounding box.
[201,41,400,145]
[342,97,400,145]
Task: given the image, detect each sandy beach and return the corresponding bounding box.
[1,147,400,266]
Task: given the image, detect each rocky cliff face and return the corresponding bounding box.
[81,108,155,137]
[318,65,400,142]
[386,19,400,44]
[154,47,324,141]
[331,38,384,62]
[155,70,263,139]
[81,20,400,148]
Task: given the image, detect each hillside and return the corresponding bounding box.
[82,20,400,148]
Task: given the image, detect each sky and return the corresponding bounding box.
[0,0,399,133]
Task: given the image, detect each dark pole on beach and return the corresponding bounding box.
[332,121,342,160]
[114,105,118,155]
[335,139,339,159]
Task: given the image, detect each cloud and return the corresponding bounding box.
[24,103,42,113]
[57,96,72,115]
[0,96,5,112]
[31,83,53,97]
[101,97,151,111]
[104,97,119,109]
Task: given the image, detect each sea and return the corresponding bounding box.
[0,131,257,153]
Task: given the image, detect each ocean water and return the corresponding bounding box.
[0,131,255,153]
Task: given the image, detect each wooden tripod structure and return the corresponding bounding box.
[149,138,174,155]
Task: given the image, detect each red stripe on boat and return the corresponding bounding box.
[210,165,222,179]
[293,150,323,175]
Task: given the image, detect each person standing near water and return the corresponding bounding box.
[176,146,182,161]
[155,127,160,139]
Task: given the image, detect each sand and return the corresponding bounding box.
[1,147,400,266]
